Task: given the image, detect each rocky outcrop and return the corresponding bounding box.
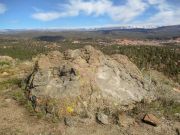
[26,46,155,117]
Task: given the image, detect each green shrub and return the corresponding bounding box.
[0,61,10,66]
[0,78,21,91]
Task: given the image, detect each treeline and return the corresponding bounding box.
[102,45,179,82]
[0,46,46,60]
[0,41,49,60]
[0,39,179,82]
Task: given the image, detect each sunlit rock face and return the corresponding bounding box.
[26,46,155,113]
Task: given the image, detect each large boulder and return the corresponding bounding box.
[26,46,155,117]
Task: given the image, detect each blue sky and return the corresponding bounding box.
[0,0,180,29]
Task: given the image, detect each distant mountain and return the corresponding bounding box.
[95,25,180,32]
[94,25,180,39]
[92,25,158,31]
[0,25,180,40]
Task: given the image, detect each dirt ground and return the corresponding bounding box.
[0,88,179,135]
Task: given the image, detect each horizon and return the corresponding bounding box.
[0,24,180,31]
[0,24,160,30]
[0,0,180,29]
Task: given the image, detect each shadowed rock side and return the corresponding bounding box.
[26,46,155,117]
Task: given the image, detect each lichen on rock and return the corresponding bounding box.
[25,45,156,118]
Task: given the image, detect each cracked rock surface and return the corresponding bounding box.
[26,46,156,114]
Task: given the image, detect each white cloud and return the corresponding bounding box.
[32,0,147,22]
[0,3,7,14]
[108,0,147,22]
[32,12,62,21]
[31,0,180,26]
[146,0,180,25]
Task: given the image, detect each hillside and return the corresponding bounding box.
[0,46,179,135]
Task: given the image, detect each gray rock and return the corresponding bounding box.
[64,117,73,126]
[97,113,109,125]
[26,46,156,115]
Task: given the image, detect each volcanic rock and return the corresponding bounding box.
[26,46,155,117]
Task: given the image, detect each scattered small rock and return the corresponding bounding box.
[142,114,160,127]
[64,117,74,127]
[2,72,9,76]
[96,112,109,125]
